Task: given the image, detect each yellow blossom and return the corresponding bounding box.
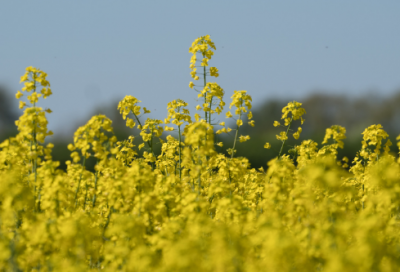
[276,131,288,141]
[239,135,250,142]
[19,101,26,109]
[126,118,135,128]
[16,90,23,99]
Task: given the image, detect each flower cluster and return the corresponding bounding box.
[223,90,253,147]
[188,35,217,82]
[2,40,400,272]
[272,101,306,158]
[196,83,225,114]
[322,125,347,148]
[165,99,192,129]
[118,95,150,128]
[350,124,392,176]
[67,115,115,163]
[189,35,224,128]
[115,136,137,166]
[274,101,305,140]
[15,67,53,142]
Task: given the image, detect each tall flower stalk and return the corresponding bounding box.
[273,101,306,159]
[224,90,253,158]
[188,35,220,125]
[16,67,53,211]
[164,99,192,179]
[118,96,161,168]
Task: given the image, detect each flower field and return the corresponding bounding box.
[1,35,400,271]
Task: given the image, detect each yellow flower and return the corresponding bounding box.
[41,87,53,98]
[210,67,219,77]
[189,82,194,88]
[16,90,23,99]
[248,120,255,127]
[292,127,302,140]
[273,121,280,127]
[239,135,250,142]
[71,151,81,163]
[126,118,135,128]
[216,142,223,147]
[67,144,75,151]
[138,143,145,150]
[281,101,306,124]
[19,101,26,109]
[201,58,209,66]
[20,74,28,83]
[117,95,143,122]
[22,81,34,92]
[226,111,233,118]
[237,119,243,127]
[322,125,346,149]
[276,131,288,141]
[264,142,271,149]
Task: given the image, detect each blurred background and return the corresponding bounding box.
[1,1,400,170]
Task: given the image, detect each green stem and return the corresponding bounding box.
[231,128,239,160]
[150,125,154,154]
[103,206,113,237]
[83,180,88,210]
[209,96,213,125]
[178,125,182,180]
[132,113,155,169]
[228,168,232,197]
[203,63,207,123]
[230,101,243,160]
[198,172,201,196]
[74,154,86,208]
[132,113,152,151]
[92,170,99,207]
[31,75,39,211]
[150,125,155,170]
[278,116,293,159]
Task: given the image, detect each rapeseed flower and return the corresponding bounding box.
[2,41,400,272]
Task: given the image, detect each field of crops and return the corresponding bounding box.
[1,35,400,271]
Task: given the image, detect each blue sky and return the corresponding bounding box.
[1,1,400,137]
